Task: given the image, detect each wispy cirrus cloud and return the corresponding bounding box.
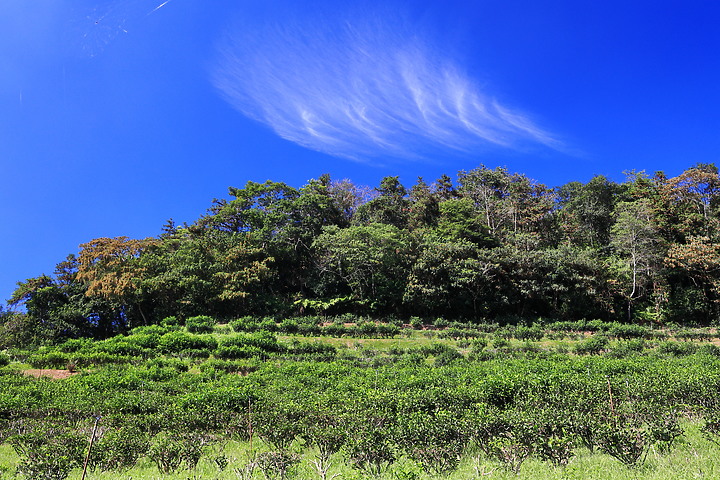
[213,9,561,161]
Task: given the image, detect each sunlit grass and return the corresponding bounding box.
[2,423,719,479]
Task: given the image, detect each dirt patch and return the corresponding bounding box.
[23,369,79,380]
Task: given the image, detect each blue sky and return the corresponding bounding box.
[2,0,720,304]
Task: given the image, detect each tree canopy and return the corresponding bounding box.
[7,164,720,345]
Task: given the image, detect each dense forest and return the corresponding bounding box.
[5,163,720,345]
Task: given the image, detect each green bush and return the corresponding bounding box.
[230,316,260,332]
[433,317,449,328]
[9,425,86,480]
[92,338,149,357]
[198,359,258,374]
[656,341,697,356]
[607,323,649,339]
[158,331,218,354]
[214,345,265,359]
[144,357,189,372]
[129,325,173,336]
[287,340,337,356]
[185,315,216,334]
[27,351,69,369]
[607,339,646,358]
[90,425,149,472]
[514,325,544,341]
[161,315,181,327]
[574,335,608,355]
[123,332,161,350]
[321,323,347,337]
[55,338,91,353]
[278,318,299,334]
[219,331,281,352]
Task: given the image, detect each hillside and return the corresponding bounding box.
[4,163,720,347]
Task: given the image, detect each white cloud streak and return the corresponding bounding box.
[213,12,560,161]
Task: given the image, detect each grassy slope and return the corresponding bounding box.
[4,327,720,479]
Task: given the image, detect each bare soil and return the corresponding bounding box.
[23,369,79,380]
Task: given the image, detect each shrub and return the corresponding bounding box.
[93,339,148,357]
[129,325,172,336]
[255,450,300,480]
[198,359,258,375]
[356,321,379,337]
[433,318,449,328]
[321,323,347,337]
[123,332,161,350]
[698,344,720,357]
[586,319,609,332]
[376,323,400,338]
[278,318,299,334]
[286,340,337,357]
[574,335,608,355]
[161,316,181,327]
[514,325,544,341]
[144,357,189,372]
[345,427,396,478]
[258,318,278,332]
[470,338,488,353]
[607,323,649,339]
[484,421,535,474]
[72,352,135,368]
[656,341,697,356]
[607,339,646,358]
[148,431,211,473]
[27,351,69,369]
[594,420,649,467]
[230,316,260,333]
[56,338,90,353]
[158,331,218,354]
[90,425,149,472]
[185,315,216,334]
[219,331,281,352]
[0,352,9,367]
[9,425,86,480]
[214,345,265,359]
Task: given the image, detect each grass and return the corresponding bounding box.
[6,325,720,479]
[1,423,719,479]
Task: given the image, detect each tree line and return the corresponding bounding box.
[5,163,720,344]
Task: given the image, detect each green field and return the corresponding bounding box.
[3,320,720,479]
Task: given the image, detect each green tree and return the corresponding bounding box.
[611,200,665,320]
[555,175,623,248]
[198,180,299,240]
[139,229,274,319]
[312,223,412,313]
[76,236,158,326]
[661,164,720,241]
[404,239,500,317]
[665,236,720,323]
[434,198,497,246]
[407,177,440,231]
[458,165,554,246]
[354,176,409,228]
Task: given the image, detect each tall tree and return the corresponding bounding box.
[661,163,720,241]
[312,224,412,313]
[76,236,158,326]
[198,180,299,240]
[555,175,623,248]
[408,177,440,231]
[354,177,410,228]
[665,235,720,323]
[458,166,554,245]
[610,200,664,320]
